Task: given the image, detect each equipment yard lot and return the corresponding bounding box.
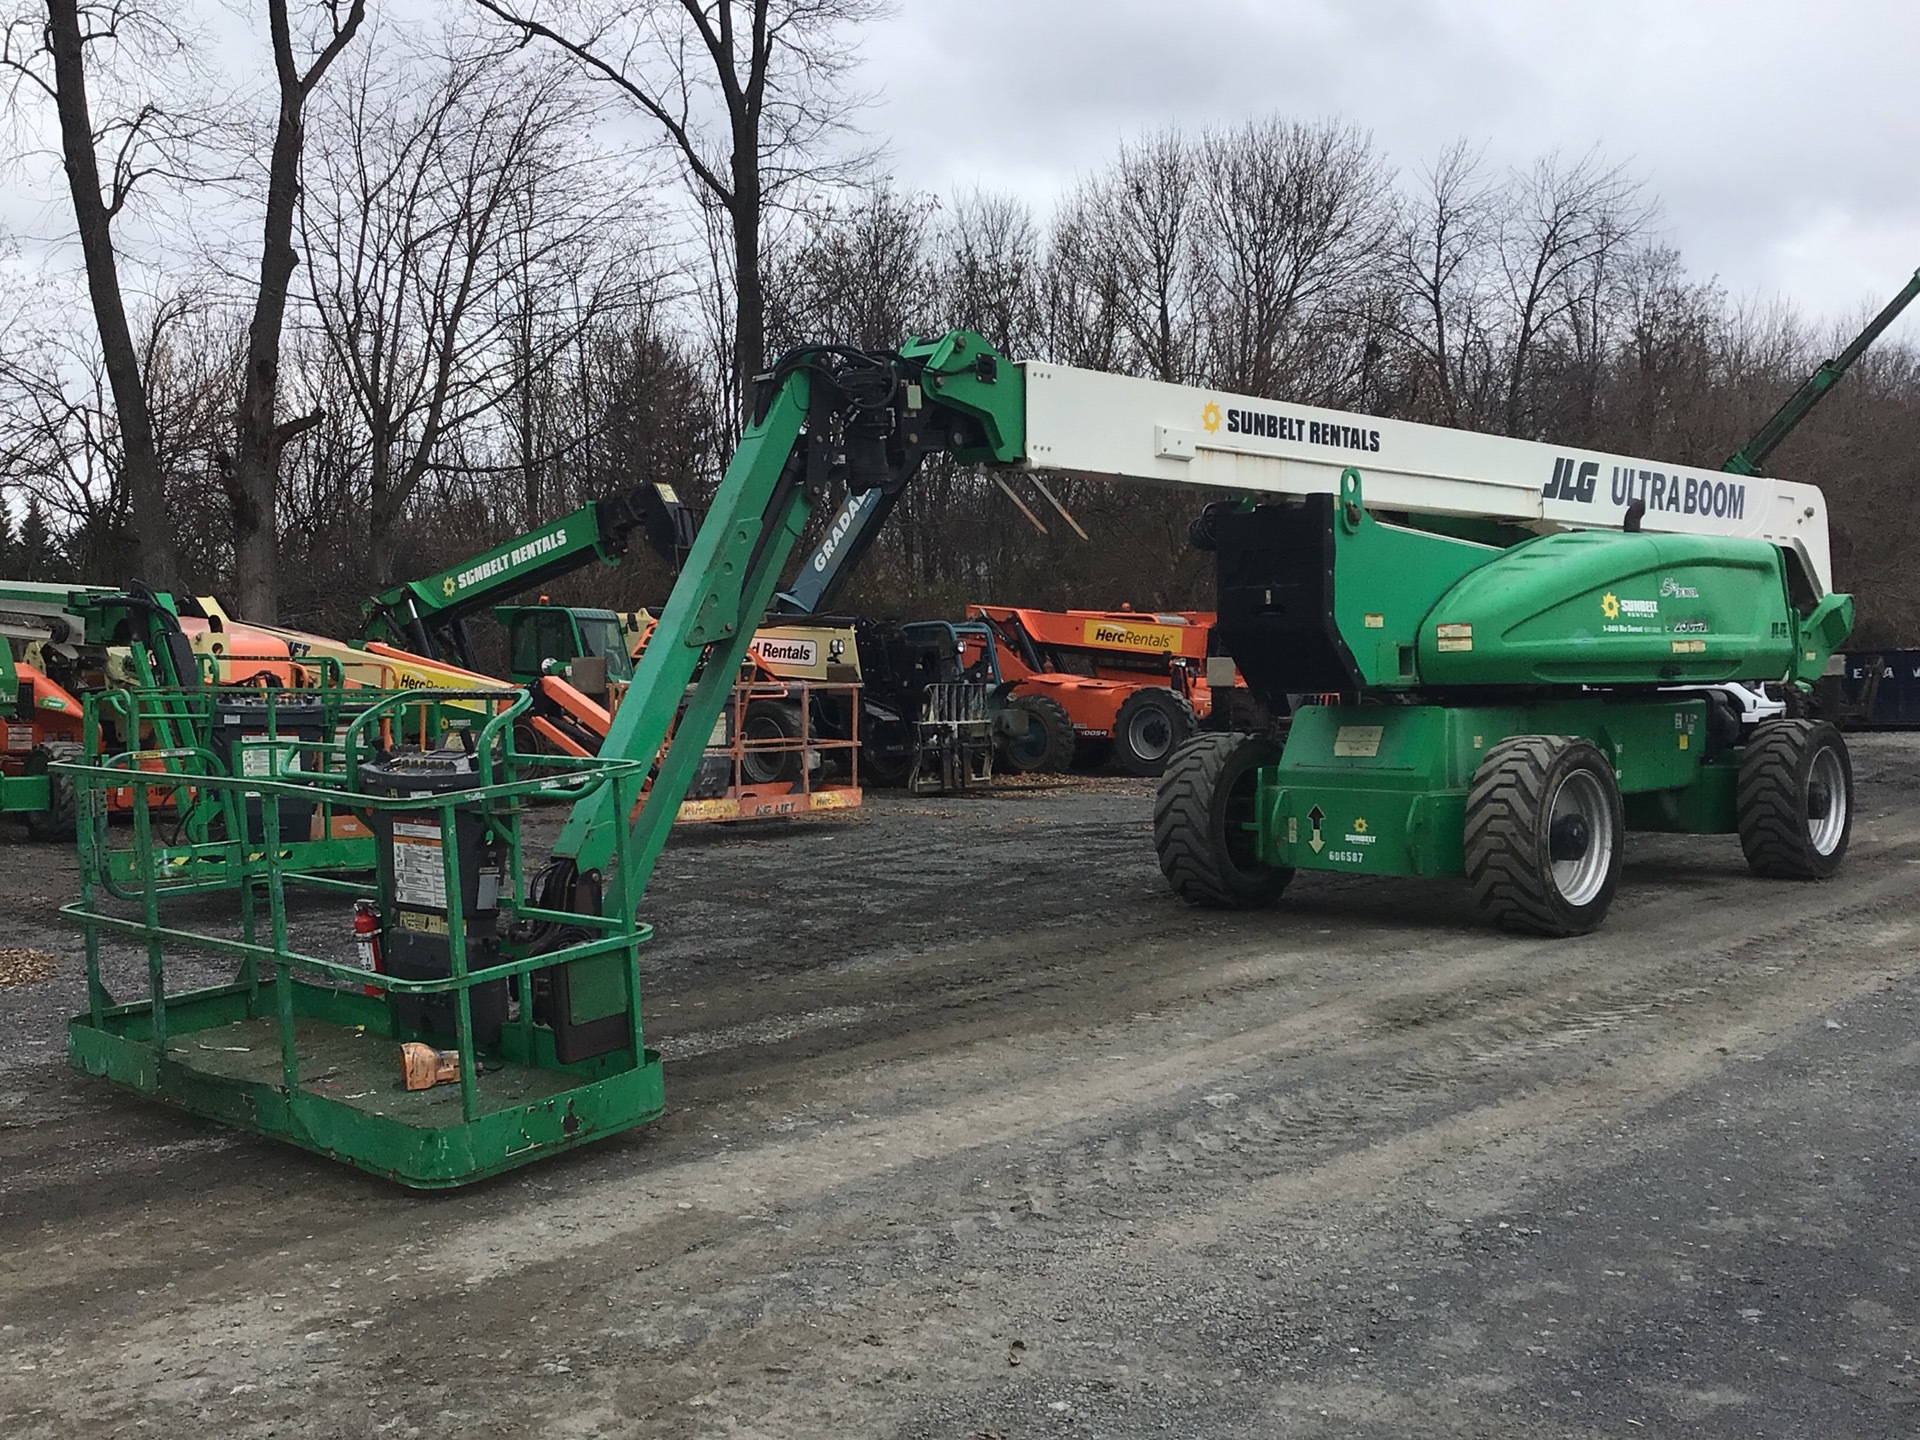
[3,740,1918,1439]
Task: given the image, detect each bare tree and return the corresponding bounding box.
[0,332,125,570]
[145,290,241,584]
[937,190,1043,358]
[271,329,371,630]
[469,0,885,427]
[1394,138,1501,427]
[225,0,364,622]
[491,119,663,529]
[1494,148,1647,438]
[1192,118,1396,401]
[1042,195,1127,374]
[1060,131,1204,384]
[1596,243,1722,458]
[763,182,932,351]
[0,279,224,581]
[0,0,202,588]
[301,45,623,581]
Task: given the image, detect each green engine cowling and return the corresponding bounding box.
[1415,529,1854,690]
[1211,468,1851,704]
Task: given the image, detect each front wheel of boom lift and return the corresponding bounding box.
[1737,719,1852,879]
[1154,732,1293,908]
[1464,735,1624,937]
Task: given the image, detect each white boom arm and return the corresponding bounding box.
[1018,364,1836,594]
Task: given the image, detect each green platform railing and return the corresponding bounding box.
[59,688,665,1187]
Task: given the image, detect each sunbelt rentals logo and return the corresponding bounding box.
[1601,592,1658,620]
[446,526,571,597]
[1199,398,1380,451]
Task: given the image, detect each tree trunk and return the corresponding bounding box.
[229,82,306,622]
[730,127,763,428]
[230,0,363,622]
[367,445,400,589]
[44,0,180,592]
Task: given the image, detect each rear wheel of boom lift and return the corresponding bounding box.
[1737,719,1851,879]
[1464,735,1624,937]
[740,700,804,787]
[1113,687,1198,777]
[1154,731,1292,908]
[1002,693,1076,773]
[23,742,79,842]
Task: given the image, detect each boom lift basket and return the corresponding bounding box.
[61,687,663,1188]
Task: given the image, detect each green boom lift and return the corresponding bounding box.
[1,582,204,834]
[63,329,1859,1182]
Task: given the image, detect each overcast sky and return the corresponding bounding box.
[851,0,1920,335]
[4,0,1913,343]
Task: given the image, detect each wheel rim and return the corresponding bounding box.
[1127,705,1174,763]
[1547,768,1613,907]
[1806,745,1848,855]
[1007,708,1048,766]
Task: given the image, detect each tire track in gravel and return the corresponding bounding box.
[6,811,1917,1291]
[255,878,1920,1436]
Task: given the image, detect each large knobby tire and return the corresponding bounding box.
[1464,735,1624,937]
[1154,731,1292,909]
[739,700,804,786]
[23,741,79,842]
[1113,687,1199,777]
[1737,719,1851,879]
[1001,693,1076,774]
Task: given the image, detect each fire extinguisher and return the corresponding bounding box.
[353,899,384,997]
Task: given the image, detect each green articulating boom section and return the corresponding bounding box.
[530,334,1025,1048]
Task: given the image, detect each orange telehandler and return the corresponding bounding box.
[964,605,1266,777]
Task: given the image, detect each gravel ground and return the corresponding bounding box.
[1,737,1916,1438]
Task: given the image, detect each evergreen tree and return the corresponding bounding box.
[18,496,66,583]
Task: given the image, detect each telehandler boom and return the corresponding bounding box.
[1723,265,1920,477]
